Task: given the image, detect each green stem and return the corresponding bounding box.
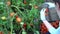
[10,18,13,34]
[10,13,17,34]
[11,5,26,18]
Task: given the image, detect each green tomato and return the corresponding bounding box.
[22,31,26,34]
[1,16,6,20]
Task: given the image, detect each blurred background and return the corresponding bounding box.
[0,0,59,34]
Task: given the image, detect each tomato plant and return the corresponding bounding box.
[0,0,44,34]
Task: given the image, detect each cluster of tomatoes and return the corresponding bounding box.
[0,0,40,34]
[0,31,4,34]
[40,20,59,34]
[1,12,22,23]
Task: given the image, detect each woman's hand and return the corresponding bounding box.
[40,8,56,34]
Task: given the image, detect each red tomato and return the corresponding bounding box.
[16,16,18,18]
[45,8,48,13]
[23,23,27,27]
[24,0,27,4]
[0,31,3,34]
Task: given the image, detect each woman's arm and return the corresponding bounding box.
[40,8,56,33]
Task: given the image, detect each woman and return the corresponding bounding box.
[40,0,60,34]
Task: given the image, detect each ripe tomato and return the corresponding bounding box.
[45,8,48,13]
[0,31,3,34]
[34,5,38,9]
[7,1,11,6]
[23,23,27,29]
[16,17,22,23]
[23,0,27,4]
[10,12,15,17]
[56,20,59,23]
[16,16,18,18]
[23,23,26,27]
